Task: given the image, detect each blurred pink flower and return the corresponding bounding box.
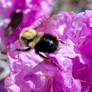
[5,10,92,92]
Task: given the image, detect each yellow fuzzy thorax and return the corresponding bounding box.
[28,32,44,48]
[19,29,37,40]
[19,29,44,47]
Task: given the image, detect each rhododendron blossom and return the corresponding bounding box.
[4,10,92,92]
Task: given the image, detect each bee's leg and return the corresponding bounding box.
[16,47,31,52]
[36,51,51,62]
[36,51,62,71]
[56,40,65,51]
[52,35,64,44]
[58,40,65,44]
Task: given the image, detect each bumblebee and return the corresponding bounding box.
[16,29,64,70]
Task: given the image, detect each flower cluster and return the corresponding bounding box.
[4,10,92,92]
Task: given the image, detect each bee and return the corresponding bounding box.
[16,29,64,70]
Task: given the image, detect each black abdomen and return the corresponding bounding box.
[35,34,58,53]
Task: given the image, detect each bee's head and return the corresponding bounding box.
[19,29,37,46]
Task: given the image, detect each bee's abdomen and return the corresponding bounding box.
[35,34,58,53]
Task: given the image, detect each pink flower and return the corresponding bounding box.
[5,10,92,92]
